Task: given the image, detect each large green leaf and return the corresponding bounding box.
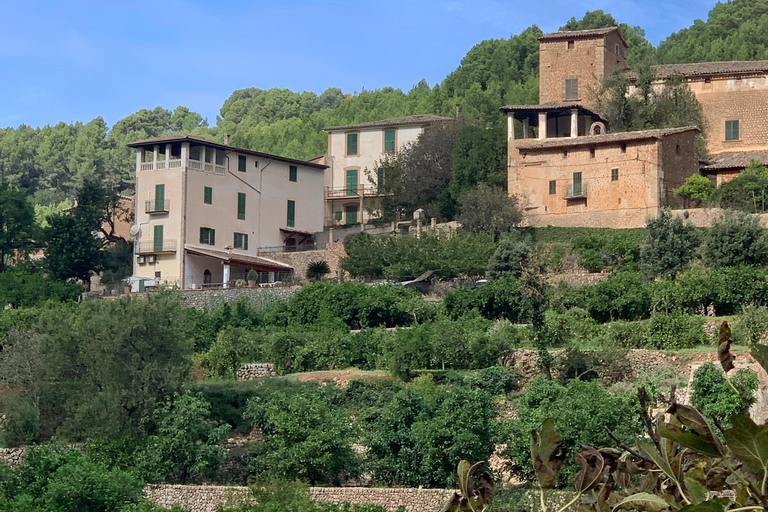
[531,417,564,489]
[638,438,678,484]
[612,492,670,512]
[724,414,768,481]
[717,321,734,373]
[659,404,724,457]
[683,476,708,505]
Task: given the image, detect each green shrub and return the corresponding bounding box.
[502,375,642,484]
[640,208,700,280]
[711,265,768,315]
[464,366,519,395]
[201,327,263,378]
[582,271,651,323]
[554,348,633,385]
[691,362,759,427]
[732,305,768,345]
[704,210,768,268]
[541,308,602,347]
[348,328,391,370]
[646,312,707,349]
[605,320,649,348]
[0,269,82,309]
[487,230,532,279]
[674,174,715,206]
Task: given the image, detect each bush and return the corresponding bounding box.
[464,366,519,395]
[605,320,649,348]
[640,208,700,280]
[201,327,263,378]
[582,271,651,323]
[487,230,532,279]
[554,348,633,385]
[691,362,759,427]
[704,210,768,268]
[570,233,640,273]
[541,308,602,347]
[0,269,82,309]
[712,160,768,212]
[443,277,535,323]
[646,312,707,349]
[674,174,715,206]
[711,265,768,315]
[502,375,642,484]
[732,305,768,345]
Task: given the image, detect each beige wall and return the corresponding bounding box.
[133,143,324,288]
[508,133,699,228]
[539,32,626,109]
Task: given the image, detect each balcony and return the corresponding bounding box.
[325,185,381,199]
[135,239,177,254]
[145,199,170,214]
[565,182,588,199]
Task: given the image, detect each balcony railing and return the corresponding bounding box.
[140,159,182,171]
[325,186,381,199]
[145,199,170,213]
[258,243,319,254]
[139,159,223,174]
[135,239,177,254]
[565,183,588,199]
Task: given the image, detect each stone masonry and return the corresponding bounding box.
[265,242,347,282]
[144,484,456,512]
[235,363,275,381]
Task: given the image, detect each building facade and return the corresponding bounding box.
[128,135,326,290]
[321,114,451,227]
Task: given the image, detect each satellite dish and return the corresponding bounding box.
[129,225,140,240]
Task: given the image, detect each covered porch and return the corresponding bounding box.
[183,246,293,289]
[500,102,607,141]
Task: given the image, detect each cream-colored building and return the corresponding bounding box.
[127,135,326,289]
[320,114,451,226]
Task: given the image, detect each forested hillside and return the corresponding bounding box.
[1,1,765,207]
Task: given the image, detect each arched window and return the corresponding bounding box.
[203,269,212,286]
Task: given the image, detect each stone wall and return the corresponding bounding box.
[265,243,347,282]
[673,207,768,228]
[236,363,275,381]
[547,272,609,286]
[0,447,26,467]
[178,286,300,310]
[144,484,455,512]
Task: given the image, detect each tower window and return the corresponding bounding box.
[549,180,557,195]
[611,168,619,181]
[725,120,740,141]
[589,148,596,158]
[564,78,579,100]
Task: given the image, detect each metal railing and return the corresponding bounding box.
[326,186,380,198]
[135,239,177,254]
[145,199,170,213]
[565,182,588,199]
[257,243,319,254]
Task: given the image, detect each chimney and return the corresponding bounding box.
[224,134,231,146]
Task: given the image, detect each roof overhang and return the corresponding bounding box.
[184,245,293,271]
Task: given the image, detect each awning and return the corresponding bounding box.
[184,245,293,272]
[279,227,315,237]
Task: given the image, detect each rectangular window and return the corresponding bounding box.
[238,155,247,172]
[611,168,619,181]
[289,165,297,182]
[573,172,583,196]
[725,120,740,141]
[287,200,295,228]
[346,133,358,155]
[384,129,396,153]
[346,169,358,195]
[564,78,579,100]
[200,227,215,245]
[237,192,246,220]
[377,167,385,192]
[153,225,164,253]
[345,205,358,225]
[154,184,165,212]
[589,148,595,158]
[549,180,557,195]
[233,232,249,250]
[567,40,575,50]
[204,186,212,205]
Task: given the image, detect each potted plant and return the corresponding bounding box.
[247,269,258,288]
[235,279,246,288]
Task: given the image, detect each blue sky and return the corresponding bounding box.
[0,0,718,129]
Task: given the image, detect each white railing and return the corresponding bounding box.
[139,159,221,173]
[214,165,226,175]
[168,160,182,168]
[140,162,154,171]
[189,160,203,170]
[156,161,166,170]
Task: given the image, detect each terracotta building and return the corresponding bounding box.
[503,26,767,227]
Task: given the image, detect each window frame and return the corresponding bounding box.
[564,78,579,100]
[611,168,619,181]
[238,155,247,172]
[287,200,296,228]
[725,120,740,141]
[383,129,397,153]
[199,227,216,245]
[549,180,557,195]
[289,165,298,182]
[237,192,246,220]
[233,232,249,250]
[345,132,359,156]
[204,186,212,205]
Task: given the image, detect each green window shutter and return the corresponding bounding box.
[725,120,739,141]
[573,172,582,196]
[287,200,295,227]
[244,234,249,251]
[238,155,247,172]
[345,205,358,225]
[233,232,238,247]
[346,169,358,195]
[204,186,212,204]
[153,225,163,252]
[384,130,396,153]
[549,180,556,195]
[200,227,205,244]
[347,133,358,155]
[211,229,215,246]
[377,168,385,192]
[155,184,165,211]
[237,193,246,220]
[289,165,297,182]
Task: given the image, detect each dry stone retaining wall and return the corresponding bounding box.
[236,363,275,380]
[179,286,300,310]
[0,447,26,467]
[144,484,455,512]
